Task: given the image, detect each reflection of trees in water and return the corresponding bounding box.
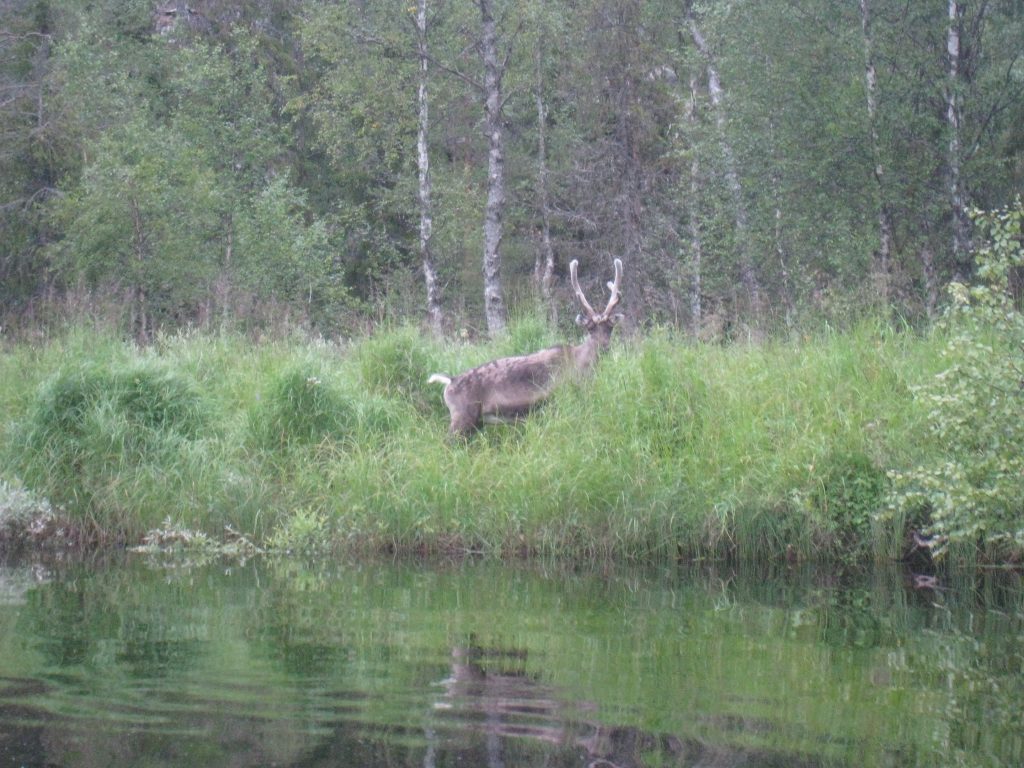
[431,636,826,768]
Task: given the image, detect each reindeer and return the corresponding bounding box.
[428,258,623,437]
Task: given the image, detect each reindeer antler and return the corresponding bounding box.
[569,259,598,320]
[601,258,623,319]
[571,258,623,322]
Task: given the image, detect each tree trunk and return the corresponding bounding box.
[594,1,647,330]
[774,198,796,330]
[921,245,939,321]
[688,12,763,322]
[859,0,895,303]
[129,194,150,343]
[219,216,233,330]
[533,44,556,323]
[478,0,506,336]
[765,114,796,329]
[618,74,644,330]
[946,0,971,276]
[416,0,443,336]
[685,74,703,337]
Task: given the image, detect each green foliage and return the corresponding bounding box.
[3,0,1024,335]
[294,1,419,302]
[49,119,223,334]
[883,201,1024,556]
[266,507,331,554]
[810,450,887,549]
[234,177,346,327]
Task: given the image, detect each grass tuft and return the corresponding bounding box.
[356,325,441,412]
[249,364,357,448]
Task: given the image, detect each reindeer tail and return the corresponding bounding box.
[427,373,451,386]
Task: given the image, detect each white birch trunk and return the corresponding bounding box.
[689,14,763,320]
[765,115,796,329]
[946,0,971,274]
[859,0,895,302]
[686,74,703,336]
[416,0,443,336]
[533,44,556,322]
[479,0,506,336]
[774,198,796,330]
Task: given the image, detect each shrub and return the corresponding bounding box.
[266,506,331,554]
[883,200,1024,557]
[812,449,887,550]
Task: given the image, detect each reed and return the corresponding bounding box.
[0,320,947,561]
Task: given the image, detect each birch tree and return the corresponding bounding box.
[532,42,556,320]
[415,0,443,335]
[684,73,704,336]
[687,6,763,322]
[477,0,508,336]
[946,0,971,274]
[858,0,895,302]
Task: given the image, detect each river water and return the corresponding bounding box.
[0,555,1019,767]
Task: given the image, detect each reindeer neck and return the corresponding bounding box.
[571,332,604,373]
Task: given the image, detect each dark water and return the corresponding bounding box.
[0,555,1020,768]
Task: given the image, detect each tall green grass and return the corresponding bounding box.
[0,321,946,560]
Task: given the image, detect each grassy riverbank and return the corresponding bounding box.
[0,319,955,563]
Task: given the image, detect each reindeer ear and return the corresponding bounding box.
[610,312,625,325]
[575,313,587,327]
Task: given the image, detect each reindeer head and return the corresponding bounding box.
[570,258,624,350]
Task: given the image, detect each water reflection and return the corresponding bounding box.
[428,634,828,768]
[0,555,1019,768]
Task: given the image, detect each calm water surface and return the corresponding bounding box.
[0,555,1020,767]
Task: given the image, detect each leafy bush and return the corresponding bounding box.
[883,200,1024,556]
[266,507,331,554]
[812,450,887,548]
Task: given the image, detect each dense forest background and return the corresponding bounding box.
[2,0,1022,341]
